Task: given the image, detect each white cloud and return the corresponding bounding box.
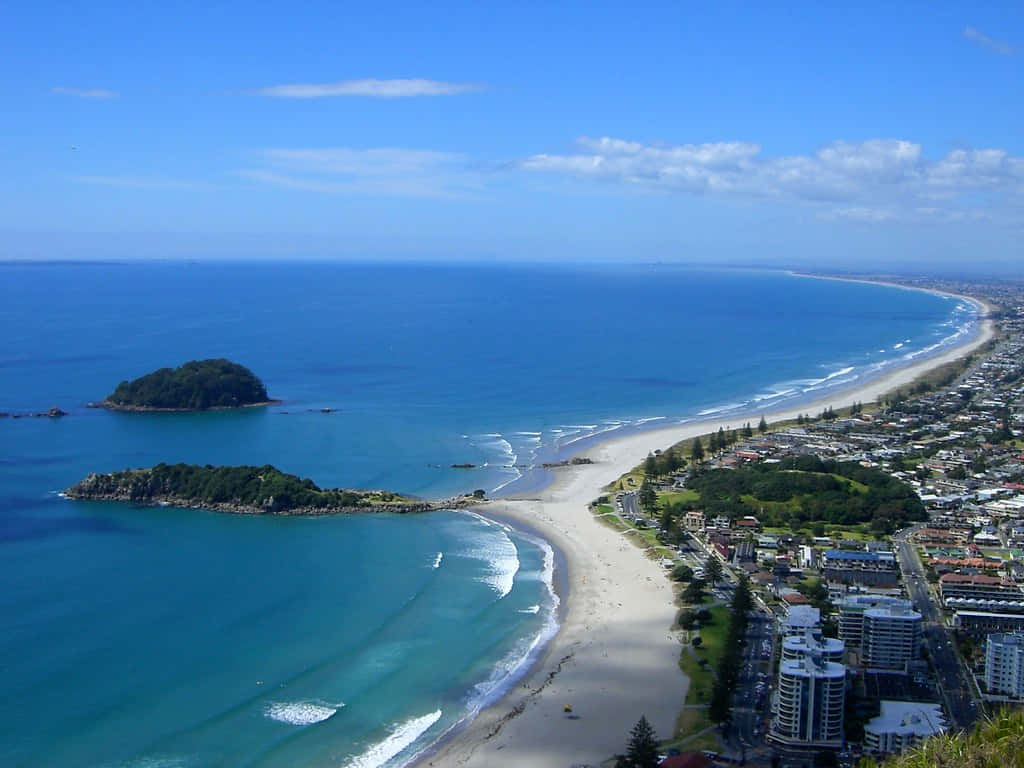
[257,78,483,99]
[71,175,193,189]
[240,147,481,198]
[963,26,1018,56]
[522,136,1024,222]
[52,86,118,100]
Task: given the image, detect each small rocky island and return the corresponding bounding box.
[99,359,278,411]
[64,463,469,515]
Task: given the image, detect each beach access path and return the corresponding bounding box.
[418,302,994,768]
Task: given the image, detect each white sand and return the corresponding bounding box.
[417,297,994,768]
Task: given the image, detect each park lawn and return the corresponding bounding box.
[823,524,874,541]
[660,489,700,505]
[606,469,645,493]
[696,605,731,655]
[980,548,1012,561]
[669,705,716,749]
[674,604,731,741]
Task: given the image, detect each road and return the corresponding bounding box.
[620,490,640,521]
[893,525,980,730]
[729,611,773,762]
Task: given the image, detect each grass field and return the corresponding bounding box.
[674,604,730,742]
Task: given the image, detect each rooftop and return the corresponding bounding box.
[865,700,946,738]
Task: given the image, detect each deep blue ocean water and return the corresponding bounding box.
[0,262,977,767]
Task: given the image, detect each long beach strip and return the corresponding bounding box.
[417,292,995,768]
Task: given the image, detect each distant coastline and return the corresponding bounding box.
[418,277,996,768]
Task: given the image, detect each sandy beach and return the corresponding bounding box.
[417,295,995,768]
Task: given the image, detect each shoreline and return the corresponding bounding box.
[90,399,282,412]
[415,284,995,768]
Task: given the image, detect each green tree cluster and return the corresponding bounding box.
[70,463,394,511]
[643,448,686,478]
[679,455,927,534]
[107,359,270,410]
[709,575,753,724]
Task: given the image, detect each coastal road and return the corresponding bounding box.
[893,526,979,730]
[620,490,640,521]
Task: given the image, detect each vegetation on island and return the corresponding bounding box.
[65,463,429,514]
[104,359,273,410]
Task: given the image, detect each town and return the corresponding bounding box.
[597,277,1024,768]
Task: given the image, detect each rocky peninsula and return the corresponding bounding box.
[97,359,279,411]
[65,463,475,516]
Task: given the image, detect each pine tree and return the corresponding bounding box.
[742,421,753,438]
[704,554,723,586]
[691,436,705,462]
[643,453,657,477]
[758,415,768,433]
[638,479,658,514]
[625,715,660,768]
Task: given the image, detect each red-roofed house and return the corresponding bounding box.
[660,753,712,768]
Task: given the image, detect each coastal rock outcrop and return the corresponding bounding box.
[64,463,479,516]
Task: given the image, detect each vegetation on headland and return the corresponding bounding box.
[63,463,454,515]
[103,359,274,410]
[860,708,1024,768]
[663,455,927,536]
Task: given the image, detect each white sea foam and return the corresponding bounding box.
[105,757,192,768]
[696,402,745,416]
[462,532,560,718]
[265,700,342,725]
[518,604,541,614]
[344,709,442,768]
[432,552,443,569]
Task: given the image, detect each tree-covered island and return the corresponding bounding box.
[100,359,277,411]
[64,463,468,515]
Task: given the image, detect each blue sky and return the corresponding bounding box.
[3,1,1022,268]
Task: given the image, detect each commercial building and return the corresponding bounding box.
[822,549,900,587]
[863,701,946,755]
[861,605,923,670]
[953,611,1024,636]
[939,573,1024,602]
[770,655,846,747]
[984,632,1024,698]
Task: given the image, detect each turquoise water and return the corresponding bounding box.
[0,262,976,767]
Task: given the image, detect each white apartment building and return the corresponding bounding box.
[863,701,946,755]
[779,605,822,637]
[771,655,846,748]
[782,631,845,664]
[861,605,923,670]
[985,632,1024,698]
[837,595,914,648]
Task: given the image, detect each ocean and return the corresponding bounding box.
[0,262,977,767]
